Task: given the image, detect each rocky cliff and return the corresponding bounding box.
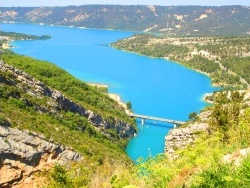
[0,126,82,188]
[165,111,210,155]
[0,60,136,138]
[165,90,250,155]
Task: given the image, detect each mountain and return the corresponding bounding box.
[1,5,250,36]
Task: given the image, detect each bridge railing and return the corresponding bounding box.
[130,113,185,127]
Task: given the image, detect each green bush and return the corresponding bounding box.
[51,164,72,187]
[192,157,250,188]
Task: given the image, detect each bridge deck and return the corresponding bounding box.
[130,113,185,125]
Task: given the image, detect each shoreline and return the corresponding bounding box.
[88,83,130,114]
[111,47,220,104]
[4,30,217,112]
[1,32,131,115]
[112,45,219,86]
[88,83,108,88]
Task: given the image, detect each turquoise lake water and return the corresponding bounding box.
[1,23,216,161]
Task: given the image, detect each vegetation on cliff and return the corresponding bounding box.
[1,51,134,126]
[0,49,137,186]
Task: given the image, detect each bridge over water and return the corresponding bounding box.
[130,113,185,128]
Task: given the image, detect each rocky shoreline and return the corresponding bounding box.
[165,122,209,154]
[165,111,210,155]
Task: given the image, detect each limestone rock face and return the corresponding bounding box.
[165,122,209,154]
[165,110,211,155]
[0,126,83,188]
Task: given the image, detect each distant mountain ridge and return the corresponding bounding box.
[0,5,250,36]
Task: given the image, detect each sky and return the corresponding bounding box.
[1,0,250,7]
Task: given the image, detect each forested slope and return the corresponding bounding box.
[112,35,250,89]
[0,50,136,187]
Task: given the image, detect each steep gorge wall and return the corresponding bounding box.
[0,59,137,186]
[0,60,136,138]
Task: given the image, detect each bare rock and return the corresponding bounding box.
[222,148,250,166]
[0,126,83,187]
[165,122,209,155]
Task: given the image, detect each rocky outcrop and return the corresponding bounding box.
[0,126,83,188]
[222,148,250,166]
[165,122,209,154]
[0,60,136,138]
[165,110,211,155]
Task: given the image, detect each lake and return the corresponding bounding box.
[1,23,216,161]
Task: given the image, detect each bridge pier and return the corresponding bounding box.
[141,118,145,125]
[174,123,181,128]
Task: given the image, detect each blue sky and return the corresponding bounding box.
[1,0,250,7]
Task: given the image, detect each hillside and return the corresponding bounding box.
[1,5,250,36]
[112,35,250,89]
[0,49,136,187]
